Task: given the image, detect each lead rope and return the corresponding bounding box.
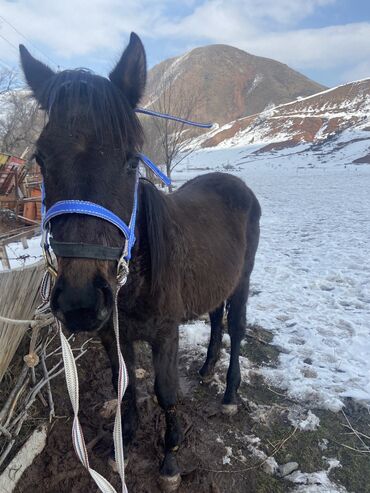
[39,269,129,493]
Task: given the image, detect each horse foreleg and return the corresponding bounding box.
[152,327,183,489]
[100,326,138,458]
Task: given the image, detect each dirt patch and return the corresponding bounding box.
[14,336,279,493]
[8,325,370,493]
[254,140,298,154]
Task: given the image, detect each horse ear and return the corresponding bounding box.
[19,45,55,107]
[109,32,146,107]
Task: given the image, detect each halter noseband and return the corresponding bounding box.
[41,109,212,282]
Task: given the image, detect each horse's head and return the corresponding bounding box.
[20,33,147,332]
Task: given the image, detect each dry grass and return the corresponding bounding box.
[0,262,44,381]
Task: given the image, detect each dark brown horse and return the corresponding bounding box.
[20,33,261,488]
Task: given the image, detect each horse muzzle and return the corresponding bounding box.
[50,274,113,332]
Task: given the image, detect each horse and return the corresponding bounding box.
[20,33,261,489]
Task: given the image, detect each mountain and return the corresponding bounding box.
[198,78,370,164]
[143,44,326,126]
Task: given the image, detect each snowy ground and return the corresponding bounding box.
[176,139,370,413]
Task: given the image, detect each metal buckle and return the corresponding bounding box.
[42,245,58,277]
[41,227,58,277]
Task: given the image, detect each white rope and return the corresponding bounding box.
[56,276,129,493]
[112,288,129,491]
[0,315,34,325]
[0,268,129,492]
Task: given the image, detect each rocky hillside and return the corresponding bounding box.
[143,44,325,126]
[198,78,370,162]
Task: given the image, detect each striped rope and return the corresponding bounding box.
[37,270,129,493]
[112,287,129,491]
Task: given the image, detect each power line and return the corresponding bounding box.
[0,14,59,69]
[0,57,12,69]
[0,32,18,54]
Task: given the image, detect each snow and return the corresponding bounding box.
[187,77,370,150]
[221,446,233,465]
[288,458,346,493]
[246,74,263,96]
[256,76,370,113]
[288,409,320,431]
[244,434,279,474]
[179,320,210,352]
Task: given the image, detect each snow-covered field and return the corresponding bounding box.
[176,139,370,413]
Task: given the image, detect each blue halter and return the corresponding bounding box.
[42,153,169,264]
[41,110,212,275]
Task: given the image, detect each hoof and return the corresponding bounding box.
[222,404,238,416]
[199,370,214,384]
[158,473,181,492]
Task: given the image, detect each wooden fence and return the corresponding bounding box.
[0,262,44,382]
[0,225,41,270]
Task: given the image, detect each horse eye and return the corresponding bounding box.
[127,157,139,170]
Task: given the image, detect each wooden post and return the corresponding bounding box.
[21,237,29,249]
[14,169,19,219]
[0,243,10,270]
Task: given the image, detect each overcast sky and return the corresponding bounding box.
[0,0,369,87]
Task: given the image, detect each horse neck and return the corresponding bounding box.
[134,179,173,292]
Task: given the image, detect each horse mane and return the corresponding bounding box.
[140,179,172,293]
[40,69,143,151]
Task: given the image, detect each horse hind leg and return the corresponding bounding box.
[222,275,249,415]
[199,302,224,382]
[222,200,260,415]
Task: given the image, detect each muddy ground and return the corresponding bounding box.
[2,323,366,493]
